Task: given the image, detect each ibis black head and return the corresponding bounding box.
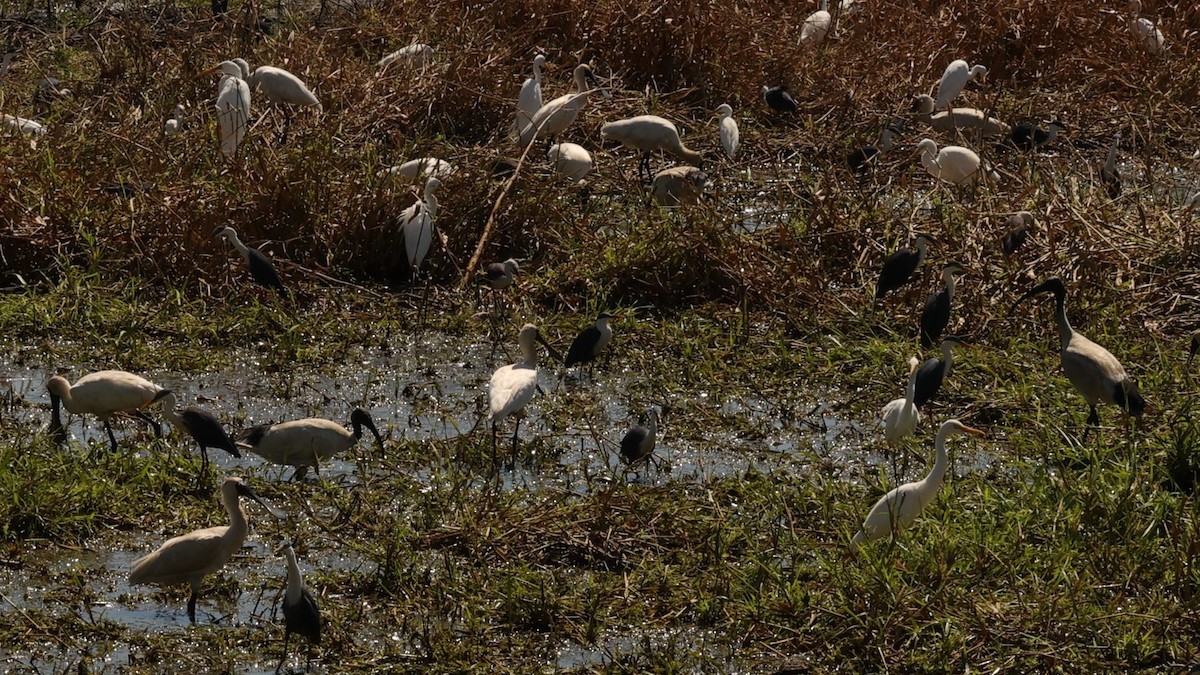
[350,407,385,453]
[1116,378,1145,417]
[230,477,288,519]
[1011,277,1067,314]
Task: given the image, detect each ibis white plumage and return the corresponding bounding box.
[245,64,321,114]
[881,357,922,444]
[235,409,385,481]
[548,142,594,182]
[800,0,832,47]
[378,43,434,70]
[380,157,454,182]
[934,59,987,111]
[600,115,703,182]
[652,166,710,207]
[47,370,169,452]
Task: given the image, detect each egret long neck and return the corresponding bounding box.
[283,547,304,604]
[922,427,951,491]
[574,68,589,94]
[903,368,918,409]
[533,59,542,81]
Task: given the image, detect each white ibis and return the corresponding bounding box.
[235,408,385,481]
[762,85,798,113]
[488,323,551,461]
[620,407,659,469]
[484,258,520,290]
[848,121,902,173]
[548,142,594,182]
[518,63,603,147]
[652,166,710,207]
[600,115,702,183]
[851,419,984,549]
[1002,211,1035,256]
[379,157,454,182]
[378,43,434,70]
[514,54,546,141]
[800,0,832,47]
[934,59,987,111]
[716,104,739,160]
[913,337,966,407]
[875,233,934,300]
[214,226,285,292]
[203,60,251,158]
[563,312,615,379]
[919,262,966,348]
[916,138,993,186]
[1011,121,1065,150]
[1012,278,1146,427]
[911,94,1010,137]
[163,104,184,135]
[276,541,320,673]
[1100,133,1121,199]
[47,370,169,452]
[129,476,286,623]
[1128,0,1166,55]
[398,176,442,279]
[881,357,921,444]
[157,391,241,476]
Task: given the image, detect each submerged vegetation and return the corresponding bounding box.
[1,0,1200,672]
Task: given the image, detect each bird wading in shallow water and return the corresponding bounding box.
[48,370,170,452]
[214,226,285,293]
[276,541,321,673]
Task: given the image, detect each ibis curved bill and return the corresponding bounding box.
[235,408,385,481]
[851,419,984,549]
[129,476,286,622]
[48,370,169,452]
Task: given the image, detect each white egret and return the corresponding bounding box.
[1012,278,1146,427]
[518,63,602,147]
[378,43,434,70]
[245,64,321,130]
[164,104,184,135]
[652,166,710,207]
[1128,1,1165,55]
[47,370,169,452]
[157,391,241,476]
[235,409,386,481]
[875,233,934,300]
[213,226,285,292]
[397,176,441,278]
[548,142,593,182]
[203,60,251,158]
[129,476,286,623]
[716,104,739,160]
[380,157,454,182]
[488,323,550,460]
[800,0,832,47]
[276,541,320,673]
[514,54,546,141]
[851,419,984,549]
[911,94,1010,137]
[916,138,993,186]
[919,262,966,348]
[881,357,921,444]
[601,115,703,182]
[934,59,987,111]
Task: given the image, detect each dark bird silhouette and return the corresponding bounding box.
[919,262,966,348]
[761,85,798,113]
[1002,212,1035,256]
[277,541,321,673]
[213,226,285,292]
[876,233,935,300]
[157,392,241,476]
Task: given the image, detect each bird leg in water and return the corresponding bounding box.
[187,590,198,623]
[510,417,522,469]
[277,628,291,674]
[104,419,120,453]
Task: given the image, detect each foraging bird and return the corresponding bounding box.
[716,104,739,160]
[378,43,434,70]
[911,94,1010,138]
[276,541,320,673]
[157,391,241,476]
[213,225,285,292]
[129,476,286,623]
[514,54,546,142]
[762,85,798,114]
[848,122,902,173]
[916,138,993,186]
[913,337,966,407]
[1002,211,1035,256]
[1100,133,1122,199]
[488,324,550,460]
[919,262,966,348]
[620,407,659,469]
[881,357,922,444]
[518,63,602,147]
[851,419,984,549]
[203,60,251,158]
[398,176,442,279]
[800,0,832,47]
[652,166,710,207]
[934,59,987,111]
[47,370,169,452]
[1011,121,1065,150]
[600,115,703,183]
[164,104,184,135]
[236,408,385,481]
[1012,277,1146,427]
[380,157,454,182]
[548,142,594,182]
[1,114,45,137]
[484,258,520,290]
[245,64,322,119]
[876,233,934,299]
[563,312,615,378]
[1128,0,1166,55]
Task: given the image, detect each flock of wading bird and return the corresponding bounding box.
[6,0,1177,668]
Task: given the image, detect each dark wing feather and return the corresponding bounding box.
[564,326,602,367]
[247,247,285,291]
[919,290,950,349]
[876,250,919,299]
[912,358,945,407]
[283,587,322,644]
[234,422,272,447]
[180,406,240,457]
[620,426,650,464]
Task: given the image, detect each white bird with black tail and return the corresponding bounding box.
[1012,277,1146,428]
[214,226,285,292]
[851,419,984,549]
[934,59,987,111]
[48,370,170,452]
[157,391,241,477]
[875,233,934,300]
[235,409,385,481]
[276,541,320,673]
[919,262,966,348]
[129,476,286,623]
[881,357,922,444]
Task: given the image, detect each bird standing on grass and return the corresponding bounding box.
[164,104,184,135]
[851,419,984,549]
[1011,121,1065,150]
[919,262,966,349]
[485,259,520,290]
[236,409,385,481]
[398,176,442,280]
[911,94,1010,138]
[848,122,902,173]
[916,138,993,186]
[934,59,987,111]
[129,476,287,623]
[913,337,966,407]
[548,142,594,182]
[876,233,934,300]
[276,541,321,674]
[652,166,710,207]
[800,0,832,47]
[244,63,321,139]
[157,392,241,477]
[378,43,434,70]
[1128,0,1166,55]
[48,370,170,452]
[716,104,739,160]
[1002,212,1035,256]
[214,226,285,292]
[881,357,922,444]
[1012,277,1145,428]
[563,312,615,381]
[203,60,251,158]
